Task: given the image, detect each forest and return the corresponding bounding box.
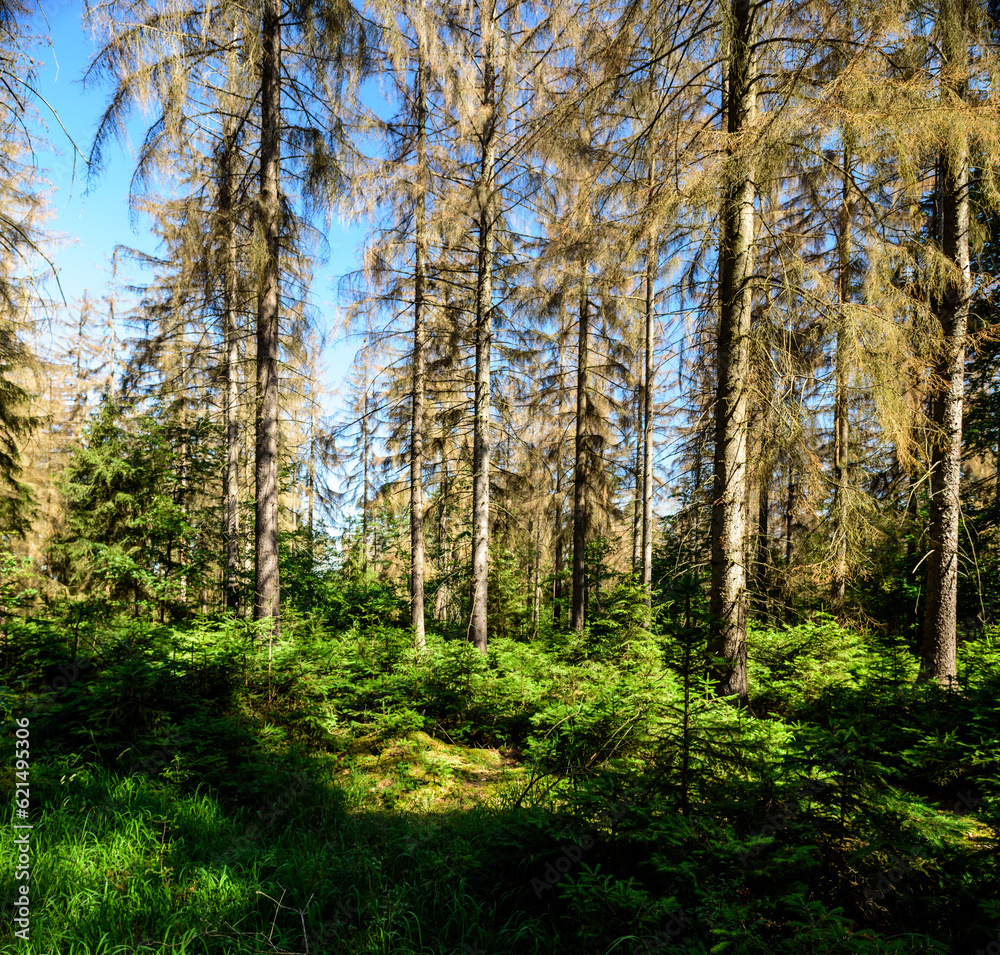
[2,0,1000,951]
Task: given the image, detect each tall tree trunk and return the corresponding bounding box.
[221,119,240,613]
[709,0,756,703]
[641,234,656,608]
[362,368,370,577]
[411,40,428,652]
[178,348,188,608]
[784,458,796,625]
[435,460,450,622]
[307,406,315,536]
[532,518,541,638]
[254,0,281,637]
[632,381,642,573]
[572,263,590,632]
[554,451,564,627]
[469,0,497,654]
[921,0,970,686]
[756,471,769,616]
[831,142,852,617]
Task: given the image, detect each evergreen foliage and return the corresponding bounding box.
[4,0,1000,952]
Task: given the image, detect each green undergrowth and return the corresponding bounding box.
[0,610,998,953]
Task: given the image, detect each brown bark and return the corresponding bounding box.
[632,382,642,573]
[755,473,769,608]
[572,264,590,632]
[411,40,428,651]
[554,452,564,627]
[221,118,240,614]
[435,462,450,622]
[362,366,370,576]
[831,143,851,617]
[469,0,497,654]
[709,0,756,703]
[641,237,655,608]
[920,0,970,687]
[254,0,281,637]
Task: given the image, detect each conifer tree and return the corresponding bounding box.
[709,0,758,702]
[920,0,973,685]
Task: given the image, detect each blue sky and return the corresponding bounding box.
[28,0,365,401]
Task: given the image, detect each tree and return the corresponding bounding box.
[709,0,758,703]
[0,0,61,538]
[920,0,973,685]
[255,0,281,634]
[85,0,372,626]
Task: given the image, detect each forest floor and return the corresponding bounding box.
[4,614,1000,954]
[328,729,527,812]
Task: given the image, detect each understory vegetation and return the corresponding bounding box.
[3,569,999,955]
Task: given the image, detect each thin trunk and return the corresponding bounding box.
[631,382,642,573]
[178,355,188,608]
[785,461,796,625]
[995,437,999,509]
[307,412,315,536]
[831,142,852,617]
[254,0,281,637]
[411,40,428,651]
[709,0,756,703]
[756,473,769,615]
[532,519,541,639]
[221,119,240,613]
[554,455,564,627]
[362,373,370,577]
[108,252,117,401]
[785,462,795,566]
[469,0,497,654]
[921,0,970,686]
[572,263,590,632]
[641,233,656,608]
[435,462,449,622]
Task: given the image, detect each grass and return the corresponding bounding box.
[1,751,554,954]
[2,614,1000,954]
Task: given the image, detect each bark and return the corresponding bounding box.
[632,382,642,573]
[755,473,769,612]
[178,359,188,607]
[709,0,756,703]
[920,0,970,687]
[641,236,656,608]
[307,410,315,536]
[784,461,796,625]
[554,454,564,627]
[411,41,428,651]
[572,263,590,632]
[469,0,497,654]
[362,373,370,576]
[254,0,281,636]
[435,463,450,622]
[221,118,240,613]
[831,143,851,617]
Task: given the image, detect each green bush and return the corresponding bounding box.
[749,614,868,715]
